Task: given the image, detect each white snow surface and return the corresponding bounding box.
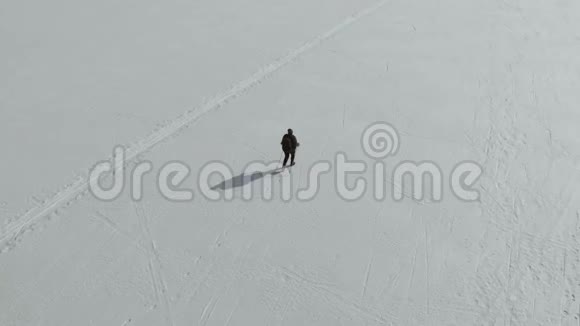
[2,0,580,325]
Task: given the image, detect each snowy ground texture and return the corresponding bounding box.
[2,0,580,325]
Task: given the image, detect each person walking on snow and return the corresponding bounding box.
[281,128,299,167]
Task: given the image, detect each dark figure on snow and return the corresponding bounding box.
[281,128,299,167]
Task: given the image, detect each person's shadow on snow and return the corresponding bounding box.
[210,168,284,191]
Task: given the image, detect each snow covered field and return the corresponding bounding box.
[2,0,580,324]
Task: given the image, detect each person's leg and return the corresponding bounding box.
[290,151,295,165]
[283,152,290,166]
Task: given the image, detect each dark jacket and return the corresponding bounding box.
[281,134,298,152]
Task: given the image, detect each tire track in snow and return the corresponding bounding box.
[0,0,391,253]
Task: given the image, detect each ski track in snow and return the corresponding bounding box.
[0,0,390,253]
[134,201,174,326]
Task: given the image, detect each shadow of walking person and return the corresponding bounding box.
[210,168,284,191]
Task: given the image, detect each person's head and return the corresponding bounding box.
[287,128,293,135]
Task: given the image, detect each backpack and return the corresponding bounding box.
[281,134,292,151]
